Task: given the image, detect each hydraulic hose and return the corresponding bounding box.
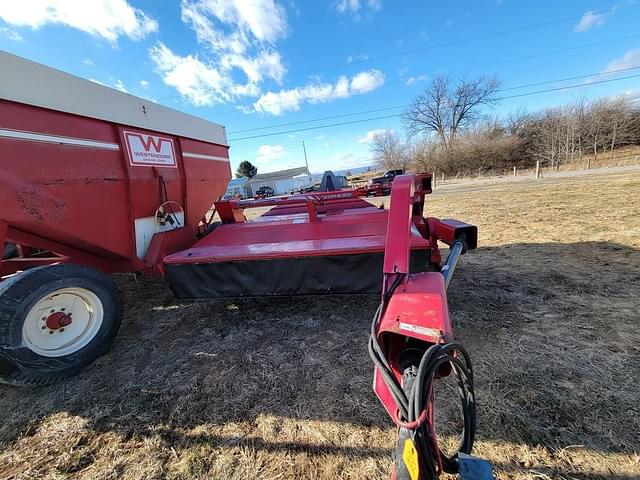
[405,342,476,477]
[369,275,476,479]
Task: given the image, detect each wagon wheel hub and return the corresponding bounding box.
[45,312,73,330]
[22,287,104,357]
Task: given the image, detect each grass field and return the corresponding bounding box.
[1,171,639,479]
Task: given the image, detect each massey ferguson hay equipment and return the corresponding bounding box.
[0,53,491,478]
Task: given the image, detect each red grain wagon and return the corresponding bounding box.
[0,51,231,384]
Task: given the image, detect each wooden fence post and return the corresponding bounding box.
[535,160,540,179]
[513,166,516,177]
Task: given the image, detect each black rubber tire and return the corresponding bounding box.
[0,264,122,386]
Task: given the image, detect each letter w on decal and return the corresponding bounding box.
[136,134,166,152]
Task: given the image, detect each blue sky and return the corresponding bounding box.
[1,0,640,174]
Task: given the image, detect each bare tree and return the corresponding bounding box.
[402,91,640,178]
[599,99,634,160]
[573,95,588,165]
[585,99,610,168]
[408,138,444,174]
[369,131,408,170]
[403,75,501,149]
[505,108,529,136]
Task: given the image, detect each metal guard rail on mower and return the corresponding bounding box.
[214,183,384,224]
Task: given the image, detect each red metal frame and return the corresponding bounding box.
[0,98,230,279]
[166,179,432,269]
[1,225,126,276]
[214,185,383,224]
[372,174,476,422]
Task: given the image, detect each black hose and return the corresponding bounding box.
[368,279,476,479]
[408,342,476,477]
[369,274,411,419]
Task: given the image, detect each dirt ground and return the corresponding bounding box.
[1,171,639,479]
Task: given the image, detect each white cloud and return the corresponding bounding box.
[347,53,369,63]
[236,104,255,114]
[183,0,287,49]
[357,128,396,144]
[574,10,606,32]
[153,0,288,107]
[350,69,385,92]
[221,50,286,84]
[255,144,290,167]
[114,79,129,93]
[0,0,158,43]
[150,42,260,106]
[257,144,287,161]
[330,152,373,170]
[334,0,382,19]
[404,74,428,86]
[150,43,227,106]
[335,0,360,14]
[181,1,287,82]
[253,69,385,115]
[0,26,23,41]
[82,58,94,66]
[617,88,640,103]
[601,49,640,74]
[140,80,150,89]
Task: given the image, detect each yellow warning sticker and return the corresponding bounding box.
[402,438,420,480]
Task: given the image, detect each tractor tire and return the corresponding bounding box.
[0,264,122,386]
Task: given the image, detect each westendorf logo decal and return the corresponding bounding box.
[124,131,176,167]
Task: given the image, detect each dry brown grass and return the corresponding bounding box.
[548,145,640,172]
[1,171,639,479]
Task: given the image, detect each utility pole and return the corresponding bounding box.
[302,141,310,173]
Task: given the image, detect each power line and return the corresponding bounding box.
[230,113,399,141]
[228,72,640,141]
[495,73,640,99]
[154,9,597,104]
[154,4,639,112]
[202,33,640,119]
[285,5,635,78]
[227,65,640,135]
[228,104,407,134]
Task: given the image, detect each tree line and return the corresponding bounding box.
[371,75,640,176]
